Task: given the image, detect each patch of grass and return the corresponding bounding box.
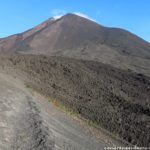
[25,84,32,89]
[49,98,102,127]
[48,98,122,142]
[49,98,102,128]
[88,119,121,138]
[48,98,79,116]
[87,120,99,128]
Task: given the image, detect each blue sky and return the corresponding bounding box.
[0,0,150,42]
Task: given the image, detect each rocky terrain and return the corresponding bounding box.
[0,67,112,150]
[0,13,150,149]
[0,14,150,76]
[0,53,150,147]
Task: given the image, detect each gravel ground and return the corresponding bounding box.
[1,54,149,146]
[0,72,112,150]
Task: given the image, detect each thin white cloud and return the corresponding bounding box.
[73,12,96,22]
[52,15,62,20]
[50,9,66,19]
[50,10,96,22]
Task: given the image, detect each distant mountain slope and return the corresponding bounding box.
[0,13,150,75]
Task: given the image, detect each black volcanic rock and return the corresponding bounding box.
[0,53,150,146]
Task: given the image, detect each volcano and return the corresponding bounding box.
[0,13,150,75]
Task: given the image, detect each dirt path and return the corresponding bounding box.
[0,72,113,150]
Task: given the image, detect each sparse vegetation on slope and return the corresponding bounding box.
[0,53,150,146]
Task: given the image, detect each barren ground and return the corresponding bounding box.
[0,54,149,147]
[0,72,121,150]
